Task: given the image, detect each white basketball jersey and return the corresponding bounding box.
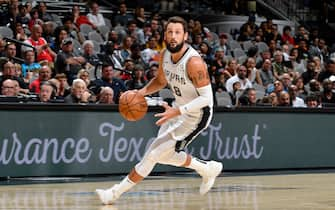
[162,46,204,108]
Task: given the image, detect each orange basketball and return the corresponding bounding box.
[119,90,148,121]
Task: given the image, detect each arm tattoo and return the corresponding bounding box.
[197,70,209,80]
[197,71,205,81]
[191,70,209,86]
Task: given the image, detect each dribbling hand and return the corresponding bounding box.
[154,102,181,126]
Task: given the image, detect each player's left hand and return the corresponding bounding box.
[154,102,181,126]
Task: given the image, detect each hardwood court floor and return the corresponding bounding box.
[0,171,335,210]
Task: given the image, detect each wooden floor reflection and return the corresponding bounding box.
[1,171,335,210]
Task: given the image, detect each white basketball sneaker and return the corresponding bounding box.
[96,184,120,205]
[199,161,223,195]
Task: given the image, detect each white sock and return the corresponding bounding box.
[187,158,208,175]
[114,176,136,195]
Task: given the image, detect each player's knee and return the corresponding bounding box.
[146,150,160,163]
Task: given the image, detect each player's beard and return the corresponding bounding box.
[166,41,184,53]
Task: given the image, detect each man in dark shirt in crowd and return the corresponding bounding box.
[0,60,29,94]
[54,38,86,84]
[88,63,127,103]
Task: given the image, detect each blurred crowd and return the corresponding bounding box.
[0,0,334,108]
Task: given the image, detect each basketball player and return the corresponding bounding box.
[96,16,223,204]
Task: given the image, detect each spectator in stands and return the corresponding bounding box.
[297,38,309,60]
[96,86,115,104]
[268,92,279,106]
[126,20,145,46]
[309,79,322,94]
[0,60,28,94]
[318,59,335,82]
[16,4,30,25]
[240,14,258,38]
[48,78,60,96]
[134,6,146,28]
[113,2,134,27]
[38,81,57,102]
[312,56,325,73]
[38,2,53,22]
[305,94,320,108]
[191,19,203,37]
[142,36,159,66]
[42,21,56,50]
[272,50,289,80]
[222,58,238,80]
[88,63,127,104]
[150,18,163,35]
[238,87,258,106]
[245,57,262,85]
[301,59,318,85]
[15,22,28,41]
[29,65,52,94]
[191,33,203,51]
[118,58,135,81]
[24,1,32,19]
[309,37,329,64]
[55,73,70,98]
[281,25,295,45]
[65,78,95,103]
[21,49,41,83]
[101,41,124,71]
[143,22,153,43]
[289,47,305,75]
[225,65,252,93]
[202,27,218,49]
[81,40,100,67]
[72,5,96,30]
[54,38,86,84]
[281,73,292,92]
[288,84,305,107]
[214,74,227,93]
[120,35,134,61]
[294,25,308,44]
[28,8,44,31]
[259,58,274,88]
[264,24,281,44]
[13,63,22,81]
[23,24,56,63]
[228,81,241,105]
[87,2,106,28]
[1,79,19,96]
[292,77,308,100]
[210,47,226,81]
[106,30,122,49]
[217,33,231,56]
[125,64,147,90]
[273,80,284,96]
[278,91,291,106]
[320,78,335,104]
[146,62,159,82]
[152,30,166,51]
[62,15,85,44]
[129,42,146,68]
[53,26,69,53]
[329,73,335,89]
[0,39,5,57]
[77,69,91,87]
[198,41,213,65]
[237,23,253,42]
[281,44,291,62]
[256,49,271,69]
[254,28,265,43]
[4,42,18,64]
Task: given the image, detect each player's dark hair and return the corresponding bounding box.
[165,16,188,33]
